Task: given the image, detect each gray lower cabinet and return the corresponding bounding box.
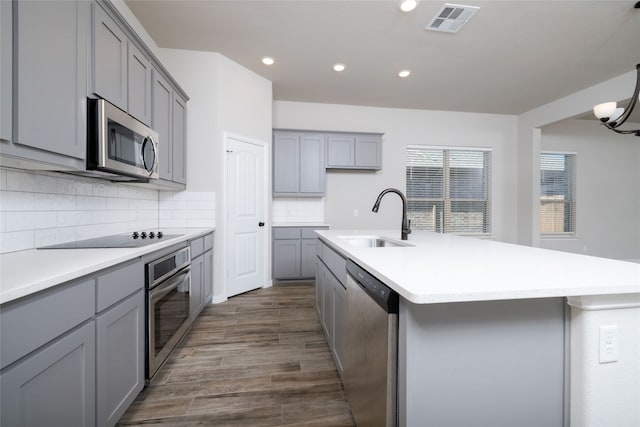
[1,0,89,170]
[0,321,97,427]
[326,133,382,170]
[315,239,347,378]
[273,227,329,281]
[96,290,145,427]
[273,131,326,197]
[189,233,214,318]
[0,260,144,427]
[0,0,11,143]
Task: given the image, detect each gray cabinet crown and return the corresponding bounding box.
[0,0,188,188]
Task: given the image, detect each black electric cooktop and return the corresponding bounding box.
[38,231,182,249]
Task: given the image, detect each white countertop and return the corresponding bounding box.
[272,223,331,228]
[0,228,214,305]
[316,230,640,304]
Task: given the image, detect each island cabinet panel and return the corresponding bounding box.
[398,297,568,427]
[315,238,348,379]
[92,3,128,112]
[10,0,89,165]
[0,322,96,427]
[96,290,144,427]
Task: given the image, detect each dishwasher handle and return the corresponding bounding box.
[347,259,399,314]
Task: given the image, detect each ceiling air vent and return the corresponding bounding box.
[426,3,479,33]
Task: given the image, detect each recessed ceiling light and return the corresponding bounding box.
[333,63,346,72]
[398,70,411,78]
[399,0,418,12]
[262,56,275,66]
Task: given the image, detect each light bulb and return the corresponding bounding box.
[262,57,275,66]
[399,0,418,12]
[593,102,617,120]
[398,70,411,78]
[333,63,346,72]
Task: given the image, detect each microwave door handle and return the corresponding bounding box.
[150,268,191,301]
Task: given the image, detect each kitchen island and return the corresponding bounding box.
[316,230,640,427]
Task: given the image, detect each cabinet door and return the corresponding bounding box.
[0,322,96,427]
[172,94,187,184]
[0,0,11,142]
[151,69,173,181]
[299,134,326,195]
[273,239,302,279]
[96,291,144,427]
[355,135,381,169]
[92,3,127,111]
[332,278,346,376]
[190,255,204,319]
[326,135,355,168]
[273,132,300,194]
[15,0,88,160]
[321,264,333,341]
[203,249,214,304]
[315,258,323,317]
[127,43,151,125]
[301,238,318,278]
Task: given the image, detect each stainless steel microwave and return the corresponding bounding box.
[86,98,159,181]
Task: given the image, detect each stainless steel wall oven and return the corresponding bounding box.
[146,247,191,379]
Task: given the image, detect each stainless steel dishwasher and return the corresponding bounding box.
[345,259,399,427]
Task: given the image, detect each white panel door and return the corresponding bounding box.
[226,137,266,297]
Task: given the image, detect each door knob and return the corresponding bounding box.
[258,222,265,227]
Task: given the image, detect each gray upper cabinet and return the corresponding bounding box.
[172,94,187,184]
[326,132,382,170]
[127,43,152,126]
[92,3,128,112]
[0,0,11,143]
[4,0,89,168]
[152,69,173,181]
[273,131,326,197]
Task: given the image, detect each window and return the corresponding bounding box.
[540,152,576,235]
[406,146,492,235]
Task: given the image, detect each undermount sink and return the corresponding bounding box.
[339,236,414,248]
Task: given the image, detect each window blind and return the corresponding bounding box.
[540,152,576,235]
[406,146,492,235]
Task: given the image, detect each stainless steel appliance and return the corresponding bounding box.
[146,246,191,378]
[345,259,399,427]
[85,98,159,182]
[38,231,180,249]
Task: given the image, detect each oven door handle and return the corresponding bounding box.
[150,267,191,301]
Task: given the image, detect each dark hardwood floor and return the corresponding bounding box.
[118,283,355,426]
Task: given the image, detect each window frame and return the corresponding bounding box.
[406,145,492,237]
[539,151,577,238]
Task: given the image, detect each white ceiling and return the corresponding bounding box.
[125,0,640,116]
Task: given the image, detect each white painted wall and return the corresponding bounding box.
[568,295,640,427]
[158,49,272,302]
[273,101,519,243]
[540,119,640,261]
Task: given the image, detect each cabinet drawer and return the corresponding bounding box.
[190,237,204,258]
[321,243,347,286]
[204,233,214,251]
[96,260,144,312]
[273,227,301,239]
[301,227,327,239]
[1,279,95,369]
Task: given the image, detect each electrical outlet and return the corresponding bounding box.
[599,325,618,364]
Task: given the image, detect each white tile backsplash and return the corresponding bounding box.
[159,191,215,229]
[272,197,325,223]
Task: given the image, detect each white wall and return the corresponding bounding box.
[159,49,272,302]
[273,101,519,243]
[540,119,640,261]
